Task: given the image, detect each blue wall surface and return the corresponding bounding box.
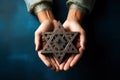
[0,0,120,80]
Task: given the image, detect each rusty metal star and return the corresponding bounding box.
[41,21,79,64]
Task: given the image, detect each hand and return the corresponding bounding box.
[59,9,86,71]
[35,20,60,71]
[35,10,60,71]
[59,20,86,71]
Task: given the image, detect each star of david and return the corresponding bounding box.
[41,21,79,64]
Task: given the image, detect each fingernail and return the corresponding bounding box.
[36,46,39,51]
[70,63,73,67]
[59,65,63,70]
[35,47,37,51]
[64,67,69,71]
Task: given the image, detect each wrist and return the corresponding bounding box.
[67,9,84,22]
[36,9,55,23]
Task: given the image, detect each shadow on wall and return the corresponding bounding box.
[0,0,46,80]
[0,0,120,80]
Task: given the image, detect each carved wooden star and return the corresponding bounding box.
[41,21,79,64]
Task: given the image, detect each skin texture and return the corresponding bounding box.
[34,9,86,71]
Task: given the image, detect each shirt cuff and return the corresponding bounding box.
[34,3,52,14]
[66,0,95,14]
[24,0,52,14]
[68,3,86,13]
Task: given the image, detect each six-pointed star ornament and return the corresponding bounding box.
[41,21,79,64]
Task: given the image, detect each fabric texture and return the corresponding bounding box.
[24,0,53,13]
[66,0,95,13]
[24,0,95,14]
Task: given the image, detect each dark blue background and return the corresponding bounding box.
[0,0,120,80]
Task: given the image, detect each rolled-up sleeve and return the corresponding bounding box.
[66,0,95,13]
[24,0,53,14]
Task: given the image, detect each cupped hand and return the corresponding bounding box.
[60,20,86,71]
[34,20,60,71]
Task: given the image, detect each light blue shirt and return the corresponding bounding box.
[24,0,95,14]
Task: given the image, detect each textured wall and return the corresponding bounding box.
[0,0,120,80]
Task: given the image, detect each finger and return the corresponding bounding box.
[70,32,85,67]
[38,51,52,68]
[63,55,75,71]
[49,58,56,71]
[80,31,86,49]
[59,59,67,70]
[34,23,48,51]
[53,57,63,71]
[34,31,41,51]
[70,48,84,67]
[75,35,80,48]
[50,57,60,72]
[53,57,59,66]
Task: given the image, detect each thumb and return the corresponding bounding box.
[80,31,86,50]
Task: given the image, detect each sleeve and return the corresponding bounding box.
[24,0,53,14]
[66,0,96,13]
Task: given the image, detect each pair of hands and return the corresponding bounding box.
[34,9,86,71]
